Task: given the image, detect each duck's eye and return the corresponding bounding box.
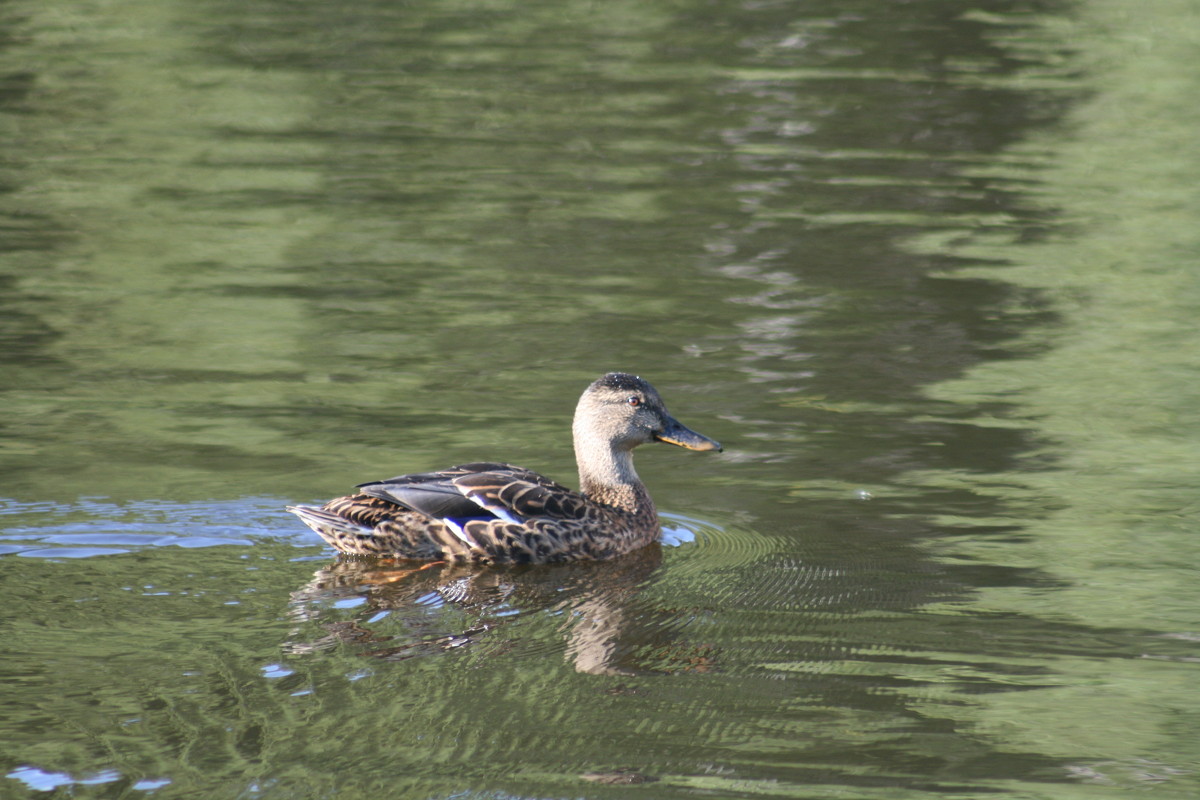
[626,396,641,407]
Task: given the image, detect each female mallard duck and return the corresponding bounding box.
[287,372,721,563]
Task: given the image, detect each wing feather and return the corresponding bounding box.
[452,470,588,522]
[352,463,584,525]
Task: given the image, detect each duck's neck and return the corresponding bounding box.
[574,432,652,514]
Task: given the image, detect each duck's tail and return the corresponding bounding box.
[287,505,373,548]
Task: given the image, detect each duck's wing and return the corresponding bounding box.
[355,462,587,524]
[450,468,589,523]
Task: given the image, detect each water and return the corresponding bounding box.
[2,0,1199,797]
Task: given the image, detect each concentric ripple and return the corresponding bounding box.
[660,509,779,572]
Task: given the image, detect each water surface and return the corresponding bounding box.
[2,0,1199,797]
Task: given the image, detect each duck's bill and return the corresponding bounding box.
[655,417,723,452]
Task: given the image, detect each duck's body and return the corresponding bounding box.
[289,460,657,562]
[287,373,721,564]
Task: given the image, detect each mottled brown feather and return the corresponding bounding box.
[286,373,720,564]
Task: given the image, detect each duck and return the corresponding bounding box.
[287,372,722,564]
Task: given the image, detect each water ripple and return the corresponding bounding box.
[0,497,304,558]
[661,510,778,570]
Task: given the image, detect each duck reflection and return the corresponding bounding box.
[285,545,711,674]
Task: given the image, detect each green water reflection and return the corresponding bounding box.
[2,0,1199,797]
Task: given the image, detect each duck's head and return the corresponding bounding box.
[573,372,722,455]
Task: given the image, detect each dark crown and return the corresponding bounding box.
[593,372,649,393]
